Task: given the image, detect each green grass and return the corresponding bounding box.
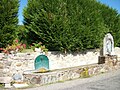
[20,49,34,53]
[0,83,4,88]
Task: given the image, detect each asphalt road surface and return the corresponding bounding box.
[25,69,120,90]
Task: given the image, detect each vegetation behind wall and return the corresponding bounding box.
[0,0,19,48]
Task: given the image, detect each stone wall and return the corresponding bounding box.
[48,47,120,70]
[115,47,120,60]
[23,62,120,85]
[0,53,35,83]
[48,49,100,70]
[0,47,120,83]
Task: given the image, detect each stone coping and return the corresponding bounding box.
[23,62,120,85]
[23,63,99,75]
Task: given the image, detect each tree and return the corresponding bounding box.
[0,0,19,48]
[98,3,120,47]
[23,0,120,52]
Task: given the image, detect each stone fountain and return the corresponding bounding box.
[34,54,49,72]
[23,33,119,86]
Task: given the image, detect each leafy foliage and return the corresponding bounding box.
[0,0,19,48]
[0,39,26,54]
[31,42,48,53]
[16,25,29,46]
[23,0,120,52]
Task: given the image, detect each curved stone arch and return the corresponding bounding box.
[103,33,114,56]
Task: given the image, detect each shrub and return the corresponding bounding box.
[23,0,120,52]
[0,39,26,54]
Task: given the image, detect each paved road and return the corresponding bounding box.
[25,69,120,90]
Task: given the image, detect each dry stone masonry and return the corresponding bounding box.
[0,46,120,87]
[23,62,120,85]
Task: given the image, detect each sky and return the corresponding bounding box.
[18,0,28,25]
[18,0,120,25]
[97,0,120,13]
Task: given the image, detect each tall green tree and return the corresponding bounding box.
[16,25,28,46]
[98,2,120,46]
[0,0,19,48]
[24,0,120,52]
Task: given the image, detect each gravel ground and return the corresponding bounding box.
[23,69,120,90]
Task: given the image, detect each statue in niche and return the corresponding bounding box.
[99,33,117,64]
[106,39,112,55]
[103,33,114,56]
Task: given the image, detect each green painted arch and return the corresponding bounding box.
[34,55,49,70]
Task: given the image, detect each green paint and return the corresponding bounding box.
[34,55,49,70]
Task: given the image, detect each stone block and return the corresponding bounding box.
[98,55,117,65]
[98,56,105,64]
[0,62,4,69]
[13,83,29,88]
[0,77,12,83]
[0,69,3,77]
[5,83,12,88]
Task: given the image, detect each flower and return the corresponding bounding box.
[0,48,3,50]
[1,40,26,54]
[22,44,26,48]
[31,42,48,53]
[15,39,18,43]
[16,45,21,49]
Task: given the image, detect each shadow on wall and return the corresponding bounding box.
[50,49,100,57]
